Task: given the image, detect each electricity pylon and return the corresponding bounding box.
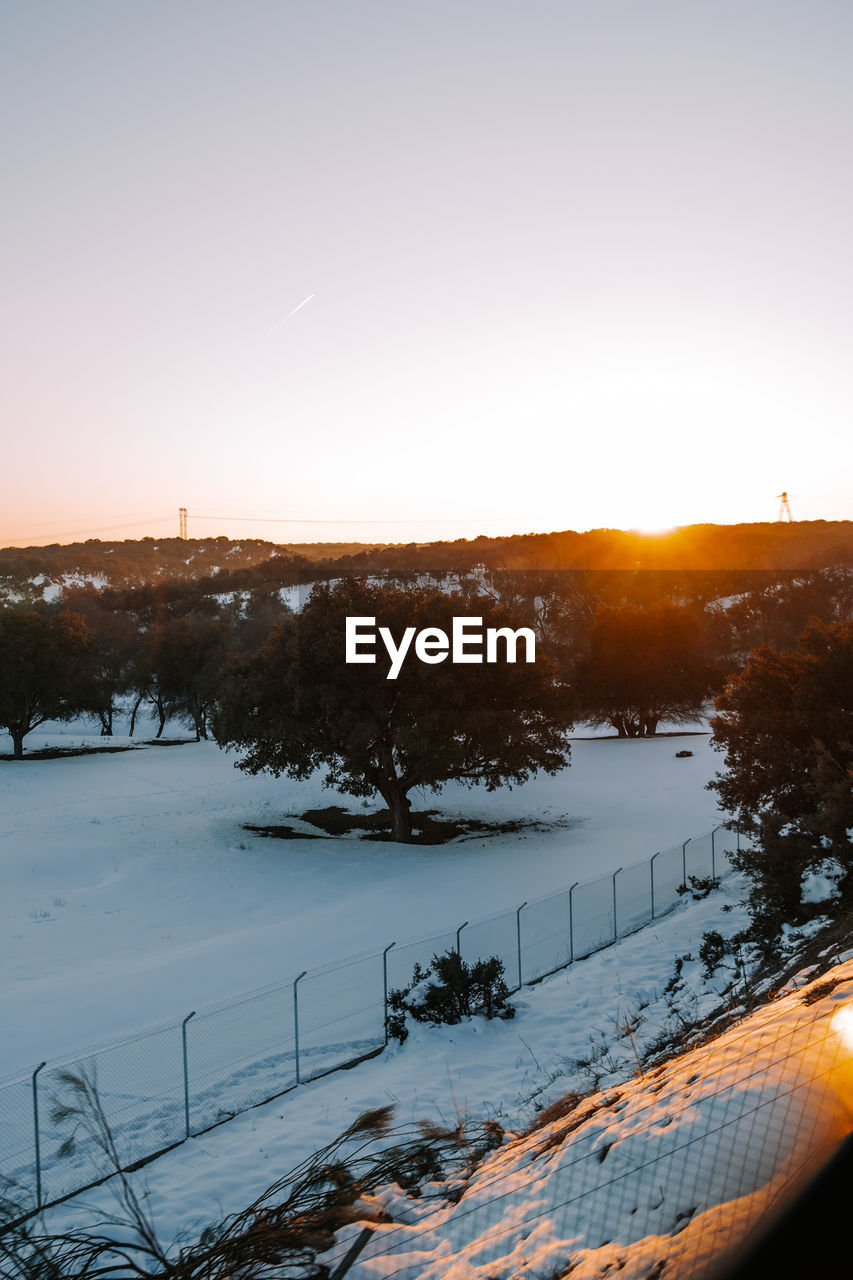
[777,491,793,522]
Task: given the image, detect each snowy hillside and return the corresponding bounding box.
[324,955,853,1279]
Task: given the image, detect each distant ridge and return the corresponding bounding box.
[1,520,851,588]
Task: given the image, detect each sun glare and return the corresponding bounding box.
[831,1005,853,1051]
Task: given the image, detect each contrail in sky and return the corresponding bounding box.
[263,293,315,340]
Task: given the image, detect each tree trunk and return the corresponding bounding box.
[128,693,145,737]
[642,715,660,737]
[155,697,167,738]
[11,728,25,759]
[386,785,413,842]
[376,745,413,841]
[99,706,114,736]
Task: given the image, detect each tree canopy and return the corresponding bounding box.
[214,577,573,841]
[0,608,92,757]
[709,619,853,941]
[576,600,714,737]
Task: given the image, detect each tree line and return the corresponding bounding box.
[2,520,851,594]
[2,567,850,954]
[0,580,291,756]
[0,567,849,761]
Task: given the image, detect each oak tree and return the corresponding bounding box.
[577,600,714,737]
[0,608,92,758]
[214,578,572,842]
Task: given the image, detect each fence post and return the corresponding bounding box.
[382,942,396,1045]
[456,921,468,956]
[711,826,720,879]
[568,881,579,964]
[32,1061,46,1209]
[181,1011,196,1139]
[329,1226,375,1280]
[651,852,661,919]
[612,868,622,941]
[682,838,691,889]
[516,902,527,990]
[293,971,307,1086]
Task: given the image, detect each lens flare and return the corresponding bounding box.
[831,1004,853,1050]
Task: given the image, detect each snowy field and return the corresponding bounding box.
[0,718,721,1077]
[4,716,850,1275]
[23,861,853,1277]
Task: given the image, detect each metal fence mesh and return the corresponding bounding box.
[653,842,688,918]
[38,1020,184,1205]
[332,986,849,1280]
[615,859,653,937]
[297,952,386,1083]
[686,830,714,884]
[0,824,739,1219]
[520,889,572,981]
[572,871,616,958]
[0,1078,36,1212]
[187,980,299,1134]
[459,909,520,991]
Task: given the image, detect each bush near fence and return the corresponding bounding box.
[0,825,739,1224]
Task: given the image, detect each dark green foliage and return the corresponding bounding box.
[686,874,721,900]
[710,620,853,949]
[576,600,716,737]
[0,608,93,758]
[149,615,230,740]
[698,930,728,977]
[387,951,515,1043]
[53,588,141,735]
[718,570,853,665]
[676,874,720,900]
[214,577,572,842]
[662,954,692,996]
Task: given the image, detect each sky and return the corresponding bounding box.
[1,0,851,547]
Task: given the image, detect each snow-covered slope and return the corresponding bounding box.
[329,958,853,1279]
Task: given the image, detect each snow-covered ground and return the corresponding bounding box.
[4,718,850,1276]
[25,870,853,1278]
[331,953,853,1279]
[0,719,719,1074]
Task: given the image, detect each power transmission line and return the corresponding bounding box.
[3,509,514,548]
[2,515,175,545]
[189,513,511,525]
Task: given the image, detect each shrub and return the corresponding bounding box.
[698,929,729,977]
[387,951,515,1043]
[687,873,722,900]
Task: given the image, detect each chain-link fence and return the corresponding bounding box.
[323,965,853,1280]
[0,823,739,1221]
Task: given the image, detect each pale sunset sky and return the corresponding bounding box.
[1,1,850,546]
